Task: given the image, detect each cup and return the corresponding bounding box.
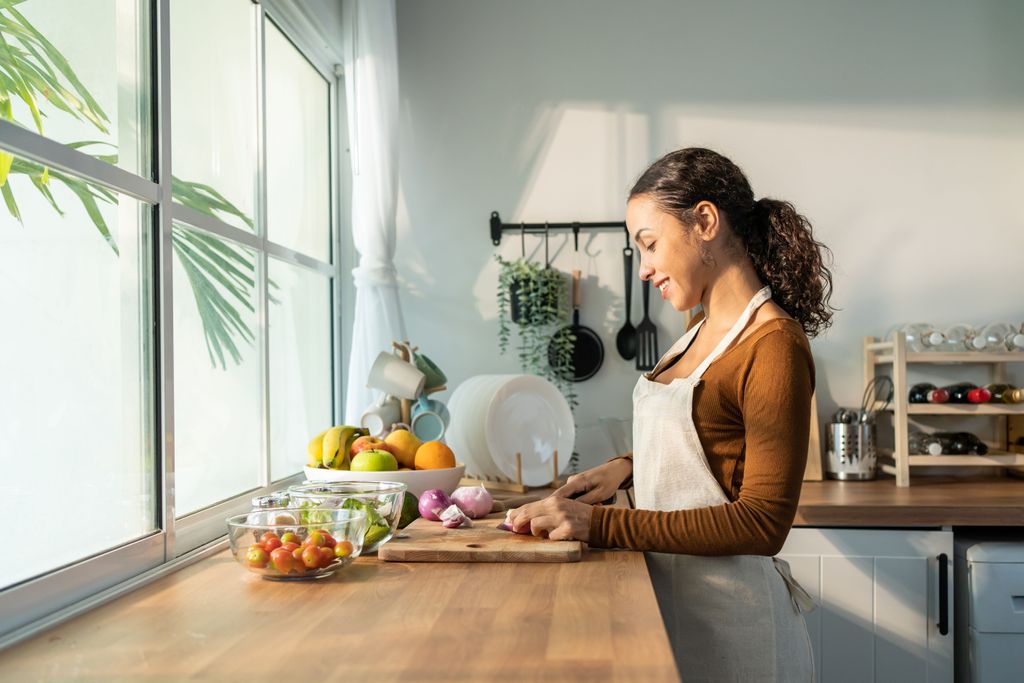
[411,410,447,442]
[360,394,402,437]
[412,351,447,390]
[413,395,450,426]
[366,351,426,400]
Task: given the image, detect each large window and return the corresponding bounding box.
[0,0,341,643]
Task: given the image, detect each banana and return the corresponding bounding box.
[307,429,328,467]
[321,425,367,469]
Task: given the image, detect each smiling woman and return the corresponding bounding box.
[508,147,834,682]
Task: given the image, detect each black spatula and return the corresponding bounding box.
[635,280,658,371]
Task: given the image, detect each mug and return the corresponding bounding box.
[412,351,447,390]
[366,351,425,400]
[413,395,450,426]
[360,394,401,437]
[411,410,447,442]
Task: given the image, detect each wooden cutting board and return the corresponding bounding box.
[378,512,584,563]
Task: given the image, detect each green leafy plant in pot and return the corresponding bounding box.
[495,254,579,472]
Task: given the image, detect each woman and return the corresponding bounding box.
[506,147,834,681]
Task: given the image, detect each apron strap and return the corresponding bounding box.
[690,286,772,380]
[772,557,818,614]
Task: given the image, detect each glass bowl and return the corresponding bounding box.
[226,507,367,581]
[287,481,407,553]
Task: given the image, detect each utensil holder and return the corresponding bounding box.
[826,422,877,480]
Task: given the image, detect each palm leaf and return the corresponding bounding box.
[0,11,263,369]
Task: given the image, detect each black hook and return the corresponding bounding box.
[520,223,526,258]
[572,222,580,252]
[544,223,550,267]
[624,226,631,249]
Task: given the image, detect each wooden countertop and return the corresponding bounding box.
[795,476,1024,527]
[0,541,679,682]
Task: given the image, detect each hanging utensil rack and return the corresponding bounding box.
[489,210,626,246]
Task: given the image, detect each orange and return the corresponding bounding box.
[414,441,456,470]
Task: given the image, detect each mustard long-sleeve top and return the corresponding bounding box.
[589,318,814,556]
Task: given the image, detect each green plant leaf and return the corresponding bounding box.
[1,177,20,220]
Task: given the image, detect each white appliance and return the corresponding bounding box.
[955,537,1024,682]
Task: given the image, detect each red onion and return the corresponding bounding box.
[450,484,493,519]
[418,489,452,521]
[439,504,471,529]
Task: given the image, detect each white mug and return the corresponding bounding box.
[366,351,425,400]
[360,394,402,437]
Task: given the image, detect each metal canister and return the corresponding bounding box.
[825,421,877,480]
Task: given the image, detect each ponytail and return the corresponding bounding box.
[746,197,834,337]
[629,148,835,337]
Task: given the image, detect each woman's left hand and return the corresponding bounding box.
[505,496,593,542]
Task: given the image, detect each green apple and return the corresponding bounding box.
[350,449,398,472]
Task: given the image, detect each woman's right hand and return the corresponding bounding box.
[552,457,632,505]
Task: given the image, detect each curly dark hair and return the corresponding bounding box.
[629,147,835,337]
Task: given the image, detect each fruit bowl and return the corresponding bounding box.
[287,481,409,553]
[302,463,466,498]
[226,507,367,581]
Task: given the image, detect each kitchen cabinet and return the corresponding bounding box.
[779,528,953,683]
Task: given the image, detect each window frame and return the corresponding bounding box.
[0,0,346,647]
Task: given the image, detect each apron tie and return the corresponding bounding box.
[772,557,817,614]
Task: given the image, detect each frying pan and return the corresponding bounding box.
[548,269,604,382]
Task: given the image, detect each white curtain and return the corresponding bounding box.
[342,0,406,423]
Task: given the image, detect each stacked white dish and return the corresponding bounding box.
[446,374,575,487]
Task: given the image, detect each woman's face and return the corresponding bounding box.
[626,195,709,312]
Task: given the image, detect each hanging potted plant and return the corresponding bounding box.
[495,253,579,471]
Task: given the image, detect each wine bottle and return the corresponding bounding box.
[908,383,950,403]
[935,431,989,455]
[979,322,1024,353]
[908,431,943,455]
[894,323,945,352]
[986,383,1024,404]
[945,383,991,404]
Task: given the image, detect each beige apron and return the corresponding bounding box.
[633,286,816,682]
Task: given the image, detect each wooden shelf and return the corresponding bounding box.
[907,404,1024,415]
[872,350,1024,365]
[865,332,1024,487]
[869,402,1024,415]
[880,452,1024,467]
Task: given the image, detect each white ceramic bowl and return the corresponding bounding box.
[448,374,575,487]
[303,464,466,498]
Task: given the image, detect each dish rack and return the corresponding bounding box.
[459,451,564,493]
[864,332,1024,487]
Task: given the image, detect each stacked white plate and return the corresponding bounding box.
[447,374,575,487]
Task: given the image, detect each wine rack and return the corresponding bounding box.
[863,332,1024,487]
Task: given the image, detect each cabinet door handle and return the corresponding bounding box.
[937,553,949,635]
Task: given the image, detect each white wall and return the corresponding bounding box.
[392,0,1024,471]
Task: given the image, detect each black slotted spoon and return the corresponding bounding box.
[635,279,659,371]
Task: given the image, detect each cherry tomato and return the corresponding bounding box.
[270,547,299,574]
[259,532,282,553]
[319,531,336,548]
[334,540,354,558]
[306,530,330,548]
[301,545,322,569]
[280,541,299,553]
[318,546,335,568]
[280,531,300,545]
[246,544,269,568]
[292,546,304,561]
